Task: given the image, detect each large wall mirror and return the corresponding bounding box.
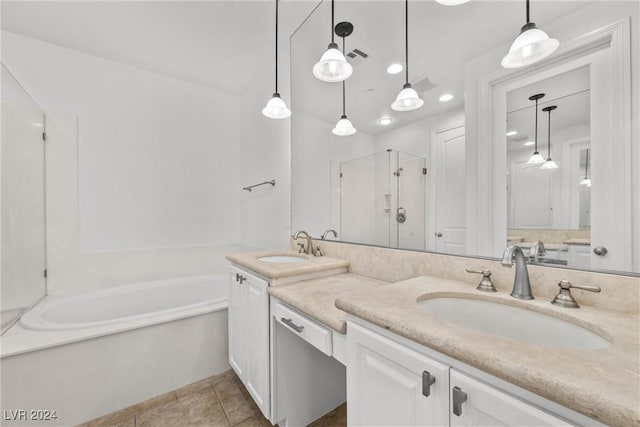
[291,0,639,275]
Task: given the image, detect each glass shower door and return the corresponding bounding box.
[1,63,47,333]
[395,151,426,250]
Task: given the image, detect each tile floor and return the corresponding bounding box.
[79,370,346,427]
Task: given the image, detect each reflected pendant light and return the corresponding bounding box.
[313,0,353,82]
[501,0,559,69]
[526,93,546,164]
[541,105,559,169]
[391,0,424,112]
[580,149,592,187]
[332,22,357,136]
[262,0,291,119]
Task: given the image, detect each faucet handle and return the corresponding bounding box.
[466,268,497,293]
[297,242,305,253]
[551,280,601,308]
[315,245,323,257]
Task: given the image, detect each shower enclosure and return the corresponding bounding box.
[337,150,426,250]
[1,63,47,333]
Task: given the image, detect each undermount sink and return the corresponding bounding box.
[257,255,307,264]
[419,297,611,350]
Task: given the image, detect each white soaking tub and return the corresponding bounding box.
[1,274,231,426]
[20,274,227,331]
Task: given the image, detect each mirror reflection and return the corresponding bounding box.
[291,1,638,274]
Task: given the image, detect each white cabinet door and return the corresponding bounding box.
[228,266,270,419]
[228,267,245,378]
[243,271,270,418]
[348,322,449,427]
[449,370,573,427]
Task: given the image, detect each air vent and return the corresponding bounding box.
[411,75,439,94]
[346,48,370,66]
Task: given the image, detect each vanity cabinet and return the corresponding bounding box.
[348,321,579,427]
[228,265,270,419]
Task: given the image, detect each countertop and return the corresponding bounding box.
[335,276,640,426]
[564,238,592,246]
[226,250,349,281]
[267,273,388,334]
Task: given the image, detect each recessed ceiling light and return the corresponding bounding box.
[506,130,518,136]
[386,64,403,75]
[439,93,454,102]
[378,117,393,126]
[524,141,535,146]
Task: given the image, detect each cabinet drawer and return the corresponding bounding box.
[273,300,332,356]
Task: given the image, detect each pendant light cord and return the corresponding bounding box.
[585,149,590,178]
[405,0,409,85]
[342,37,346,116]
[331,0,335,44]
[525,0,530,24]
[275,0,279,93]
[534,97,539,153]
[546,108,551,158]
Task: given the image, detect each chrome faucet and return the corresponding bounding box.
[321,229,338,240]
[529,240,546,263]
[501,245,534,300]
[293,230,317,256]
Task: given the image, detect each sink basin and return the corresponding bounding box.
[419,297,611,350]
[257,255,307,264]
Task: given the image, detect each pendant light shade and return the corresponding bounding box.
[262,0,291,119]
[540,105,558,169]
[333,115,357,136]
[391,0,423,112]
[392,84,424,111]
[313,1,352,82]
[502,0,559,69]
[580,149,591,186]
[332,23,356,137]
[526,93,546,164]
[263,94,291,119]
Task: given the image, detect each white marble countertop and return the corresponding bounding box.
[267,273,388,334]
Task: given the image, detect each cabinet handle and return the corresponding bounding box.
[422,371,436,397]
[281,317,304,333]
[452,386,467,416]
[235,273,240,282]
[239,275,246,284]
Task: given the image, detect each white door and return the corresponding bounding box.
[431,125,466,254]
[449,370,573,427]
[347,322,449,427]
[243,271,270,419]
[228,267,245,379]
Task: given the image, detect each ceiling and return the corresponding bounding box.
[291,0,594,135]
[1,0,319,95]
[506,66,590,152]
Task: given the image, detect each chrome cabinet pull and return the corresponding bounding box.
[422,371,436,397]
[452,386,467,416]
[281,317,304,333]
[235,273,240,282]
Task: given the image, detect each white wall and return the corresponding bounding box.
[1,31,250,294]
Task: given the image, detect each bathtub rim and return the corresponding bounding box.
[1,274,229,359]
[19,274,227,331]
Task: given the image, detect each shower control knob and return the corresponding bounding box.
[593,246,608,256]
[436,232,443,238]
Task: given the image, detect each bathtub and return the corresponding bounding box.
[20,274,227,331]
[1,274,231,426]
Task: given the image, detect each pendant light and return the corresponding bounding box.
[262,0,291,119]
[580,149,592,187]
[540,105,558,169]
[313,0,353,83]
[501,0,559,69]
[526,93,546,164]
[391,0,424,112]
[332,22,356,136]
